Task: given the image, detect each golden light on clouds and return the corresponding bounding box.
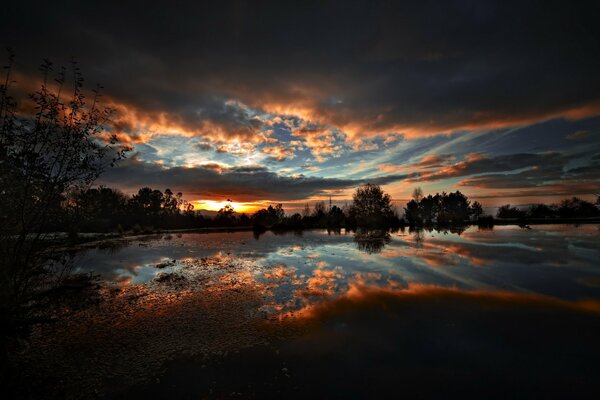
[192,200,264,213]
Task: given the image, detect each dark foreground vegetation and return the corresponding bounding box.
[1,55,127,349]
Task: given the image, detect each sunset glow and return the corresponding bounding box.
[192,200,263,213]
[2,5,595,209]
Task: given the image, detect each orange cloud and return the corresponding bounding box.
[291,282,600,321]
[261,145,296,161]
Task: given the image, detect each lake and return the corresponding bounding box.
[25,225,600,399]
[75,224,600,304]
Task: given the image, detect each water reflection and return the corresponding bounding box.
[26,225,600,399]
[74,225,600,303]
[353,229,391,254]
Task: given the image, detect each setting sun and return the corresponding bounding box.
[192,200,260,213]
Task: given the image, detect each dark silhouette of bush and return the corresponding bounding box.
[0,54,127,340]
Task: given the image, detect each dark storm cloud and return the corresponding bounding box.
[97,156,408,201]
[563,154,600,181]
[413,152,573,182]
[2,1,600,138]
[458,152,600,192]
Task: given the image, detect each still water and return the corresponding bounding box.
[60,225,600,398]
[76,224,600,303]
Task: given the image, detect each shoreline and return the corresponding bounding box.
[29,218,600,250]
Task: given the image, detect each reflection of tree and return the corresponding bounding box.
[408,226,467,248]
[253,229,266,240]
[410,228,425,248]
[96,239,132,254]
[354,229,391,254]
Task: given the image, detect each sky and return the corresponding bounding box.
[2,1,600,212]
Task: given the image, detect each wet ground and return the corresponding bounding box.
[11,225,600,399]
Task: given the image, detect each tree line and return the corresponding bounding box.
[62,185,600,234]
[496,197,600,220]
[404,188,484,226]
[61,183,404,233]
[404,187,600,226]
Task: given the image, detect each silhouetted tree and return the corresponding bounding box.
[404,190,473,226]
[302,203,311,218]
[162,189,182,215]
[253,204,286,226]
[288,213,303,226]
[71,186,128,231]
[313,201,326,218]
[0,54,126,338]
[129,188,164,215]
[238,213,251,226]
[349,183,396,227]
[272,203,285,221]
[419,194,439,224]
[327,205,345,227]
[527,204,556,219]
[496,204,526,219]
[557,197,600,218]
[215,201,236,226]
[404,199,421,226]
[470,201,483,220]
[438,191,471,225]
[412,187,423,203]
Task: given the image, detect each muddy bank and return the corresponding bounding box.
[9,251,600,399]
[11,257,303,399]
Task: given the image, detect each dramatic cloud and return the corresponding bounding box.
[98,156,407,202]
[4,1,600,140]
[260,145,297,161]
[412,152,573,182]
[457,152,600,195]
[3,1,599,205]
